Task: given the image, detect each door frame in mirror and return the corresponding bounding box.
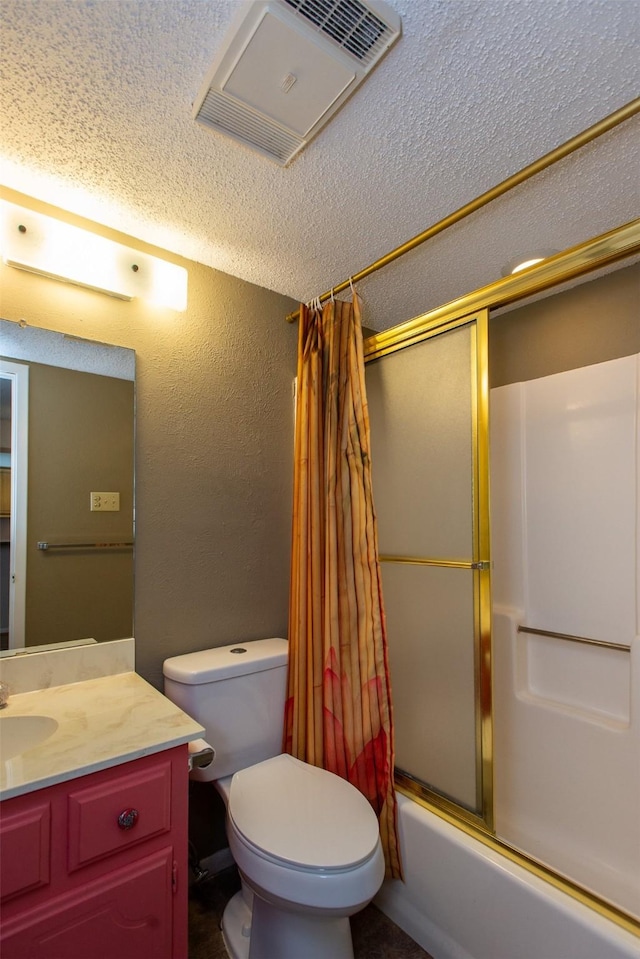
[0,360,28,649]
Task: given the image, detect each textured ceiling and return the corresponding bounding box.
[1,0,639,330]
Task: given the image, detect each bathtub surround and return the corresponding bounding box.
[490,354,640,917]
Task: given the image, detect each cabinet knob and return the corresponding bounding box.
[117,807,139,830]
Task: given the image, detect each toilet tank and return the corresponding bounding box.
[163,638,288,780]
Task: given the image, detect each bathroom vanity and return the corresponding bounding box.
[0,670,203,959]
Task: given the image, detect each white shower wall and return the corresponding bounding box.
[490,353,640,917]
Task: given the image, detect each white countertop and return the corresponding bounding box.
[0,671,204,800]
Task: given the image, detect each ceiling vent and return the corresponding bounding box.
[193,0,401,166]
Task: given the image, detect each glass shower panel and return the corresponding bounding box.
[382,562,478,810]
[366,325,473,560]
[366,314,487,820]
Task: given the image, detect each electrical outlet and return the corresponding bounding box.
[90,492,120,511]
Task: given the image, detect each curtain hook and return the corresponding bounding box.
[349,277,356,298]
[330,287,335,303]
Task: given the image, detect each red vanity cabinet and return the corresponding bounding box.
[0,745,190,959]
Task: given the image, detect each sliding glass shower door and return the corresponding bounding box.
[366,309,491,826]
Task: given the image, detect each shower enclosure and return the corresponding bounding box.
[364,224,639,946]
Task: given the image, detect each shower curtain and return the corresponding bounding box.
[284,295,401,879]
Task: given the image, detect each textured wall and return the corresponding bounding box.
[489,262,640,387]
[26,362,134,647]
[2,1,639,334]
[0,189,298,688]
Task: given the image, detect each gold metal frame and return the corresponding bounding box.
[474,309,493,831]
[286,98,640,322]
[399,783,640,940]
[365,218,640,360]
[364,220,640,937]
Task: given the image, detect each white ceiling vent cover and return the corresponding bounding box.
[193,0,401,166]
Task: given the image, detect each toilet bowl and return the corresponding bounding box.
[220,754,385,959]
[162,639,385,959]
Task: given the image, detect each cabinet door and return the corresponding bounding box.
[0,802,50,901]
[67,757,172,870]
[1,847,174,959]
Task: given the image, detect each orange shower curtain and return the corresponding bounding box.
[284,296,401,879]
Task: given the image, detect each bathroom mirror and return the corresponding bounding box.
[0,319,135,653]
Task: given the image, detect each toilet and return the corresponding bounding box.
[163,637,385,959]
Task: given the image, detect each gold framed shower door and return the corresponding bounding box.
[366,308,492,830]
[363,218,640,937]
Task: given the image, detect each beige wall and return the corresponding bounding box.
[25,362,134,647]
[489,262,640,387]
[0,188,298,687]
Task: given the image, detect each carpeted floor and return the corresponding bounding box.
[188,866,433,959]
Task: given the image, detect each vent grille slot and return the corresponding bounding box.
[196,90,304,165]
[283,0,391,66]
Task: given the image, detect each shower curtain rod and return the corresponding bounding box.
[285,96,640,323]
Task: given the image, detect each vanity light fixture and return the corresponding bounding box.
[0,201,188,311]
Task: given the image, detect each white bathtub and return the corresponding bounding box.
[374,793,640,959]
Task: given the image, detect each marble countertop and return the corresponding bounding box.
[0,671,204,800]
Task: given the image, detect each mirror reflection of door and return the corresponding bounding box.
[1,321,135,655]
[0,362,29,650]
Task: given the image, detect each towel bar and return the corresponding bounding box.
[517,625,628,652]
[37,541,133,551]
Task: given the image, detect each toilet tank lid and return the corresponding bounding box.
[163,638,288,684]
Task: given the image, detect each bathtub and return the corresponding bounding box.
[374,792,640,959]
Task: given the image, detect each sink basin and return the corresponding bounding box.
[0,715,59,761]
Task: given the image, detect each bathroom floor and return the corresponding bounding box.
[188,866,433,959]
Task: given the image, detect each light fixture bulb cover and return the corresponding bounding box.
[501,249,559,277]
[0,201,188,311]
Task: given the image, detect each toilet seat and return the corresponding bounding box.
[228,754,380,871]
